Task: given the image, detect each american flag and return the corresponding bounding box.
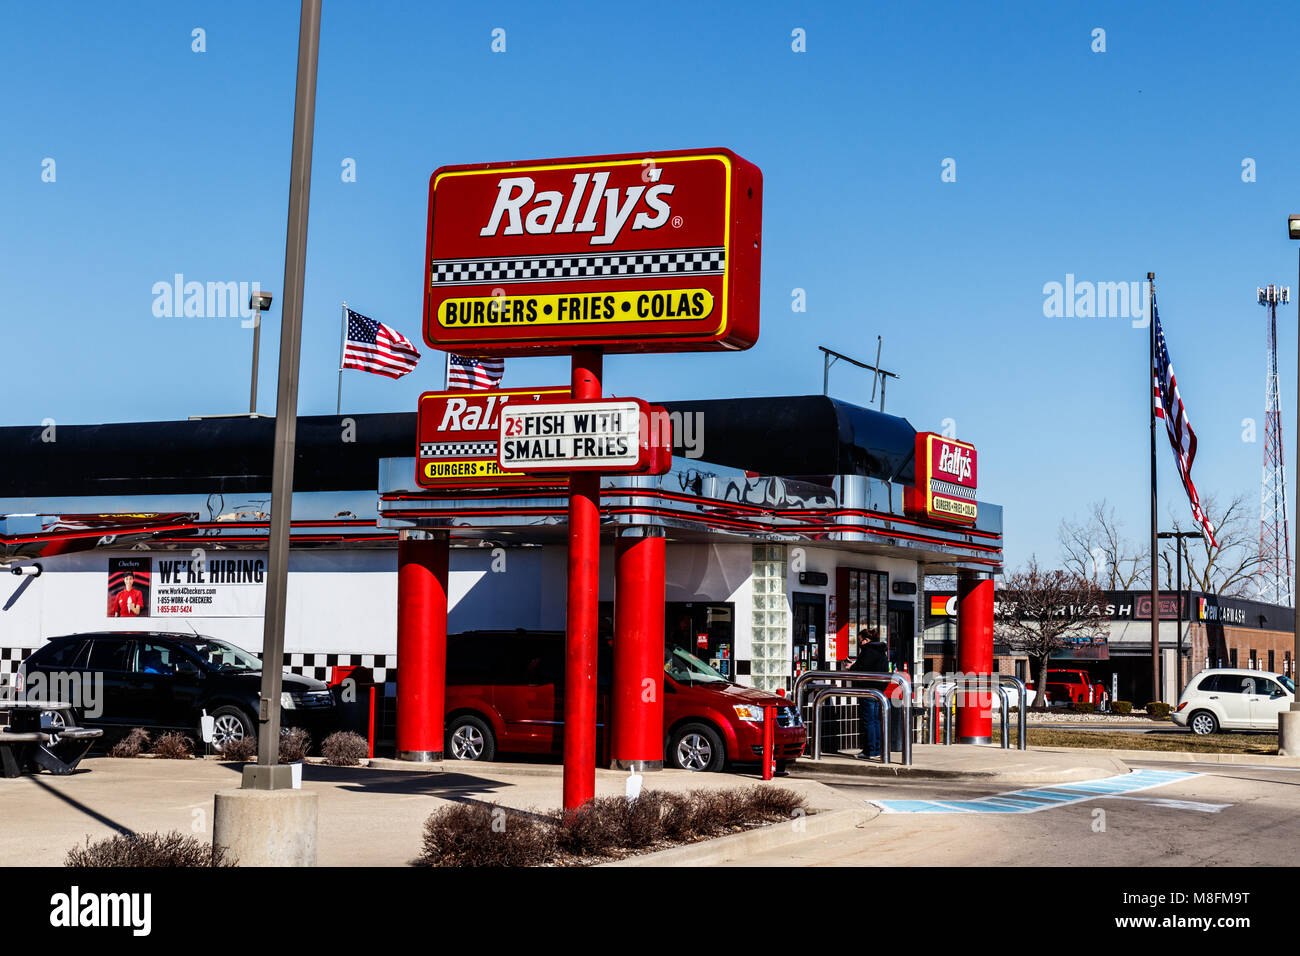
[1153,297,1218,548]
[342,310,420,379]
[447,353,504,391]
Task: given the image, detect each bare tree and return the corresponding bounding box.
[1059,500,1148,589]
[994,558,1109,710]
[1165,492,1266,598]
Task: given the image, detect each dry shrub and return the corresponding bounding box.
[689,788,752,831]
[621,791,667,848]
[109,728,150,759]
[149,732,193,759]
[418,803,556,867]
[659,792,706,841]
[278,727,311,763]
[65,831,236,867]
[417,786,810,866]
[743,785,808,821]
[556,795,626,856]
[321,730,368,766]
[219,735,257,762]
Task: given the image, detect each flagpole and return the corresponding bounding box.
[443,351,450,390]
[1149,272,1161,704]
[336,301,347,415]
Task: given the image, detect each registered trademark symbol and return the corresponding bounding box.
[671,215,683,228]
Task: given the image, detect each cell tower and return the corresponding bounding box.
[1259,283,1293,606]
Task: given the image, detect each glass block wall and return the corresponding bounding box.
[750,544,790,691]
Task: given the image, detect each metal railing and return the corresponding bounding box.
[809,687,897,762]
[931,674,1027,750]
[794,670,913,766]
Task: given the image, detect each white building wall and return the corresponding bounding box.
[1,541,915,686]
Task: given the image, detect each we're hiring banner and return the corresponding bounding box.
[107,554,267,618]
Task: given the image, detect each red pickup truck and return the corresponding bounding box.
[1029,669,1109,707]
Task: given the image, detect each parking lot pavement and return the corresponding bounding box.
[714,757,1300,867]
[792,742,1129,784]
[0,756,855,867]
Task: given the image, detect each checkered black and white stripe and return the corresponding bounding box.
[283,653,393,685]
[0,646,397,695]
[431,247,725,286]
[0,647,35,680]
[930,478,975,500]
[419,441,496,459]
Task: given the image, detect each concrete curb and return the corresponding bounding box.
[1035,746,1300,767]
[364,757,567,777]
[598,806,873,867]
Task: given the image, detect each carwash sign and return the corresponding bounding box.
[906,432,978,524]
[498,398,670,475]
[423,149,763,355]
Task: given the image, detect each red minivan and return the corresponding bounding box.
[442,630,806,772]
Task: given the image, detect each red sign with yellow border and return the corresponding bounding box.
[422,149,762,356]
[416,386,570,488]
[906,432,978,524]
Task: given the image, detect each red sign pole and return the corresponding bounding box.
[563,349,603,812]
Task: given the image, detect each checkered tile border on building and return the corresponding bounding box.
[419,441,496,459]
[431,247,726,285]
[0,647,396,698]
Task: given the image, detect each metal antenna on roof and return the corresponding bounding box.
[868,336,883,405]
[819,344,899,411]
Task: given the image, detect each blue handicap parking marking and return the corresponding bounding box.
[873,769,1200,814]
[933,800,1024,813]
[876,800,969,813]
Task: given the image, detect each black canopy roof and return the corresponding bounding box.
[0,396,916,498]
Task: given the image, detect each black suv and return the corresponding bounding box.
[18,631,335,748]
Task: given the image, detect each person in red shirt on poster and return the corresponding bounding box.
[108,572,145,617]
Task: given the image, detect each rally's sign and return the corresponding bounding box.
[906,432,978,524]
[416,386,570,488]
[498,398,671,474]
[423,149,763,355]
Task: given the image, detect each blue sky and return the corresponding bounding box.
[4,0,1300,570]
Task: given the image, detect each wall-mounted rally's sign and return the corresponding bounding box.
[417,386,570,488]
[906,432,978,524]
[498,398,671,474]
[423,149,763,355]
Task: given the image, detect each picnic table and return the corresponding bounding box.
[0,699,102,777]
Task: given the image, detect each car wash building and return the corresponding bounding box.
[924,588,1296,703]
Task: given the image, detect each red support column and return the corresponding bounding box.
[395,531,448,761]
[956,570,994,744]
[564,349,603,811]
[612,528,665,771]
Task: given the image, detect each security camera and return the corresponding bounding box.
[10,564,42,577]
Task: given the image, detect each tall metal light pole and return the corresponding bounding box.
[243,0,321,789]
[1282,215,1300,755]
[248,290,274,414]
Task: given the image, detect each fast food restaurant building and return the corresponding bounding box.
[0,397,1004,745]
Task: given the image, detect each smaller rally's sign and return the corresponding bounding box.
[417,386,570,488]
[498,398,671,474]
[906,432,978,524]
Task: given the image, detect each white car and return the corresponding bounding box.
[1171,668,1296,735]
